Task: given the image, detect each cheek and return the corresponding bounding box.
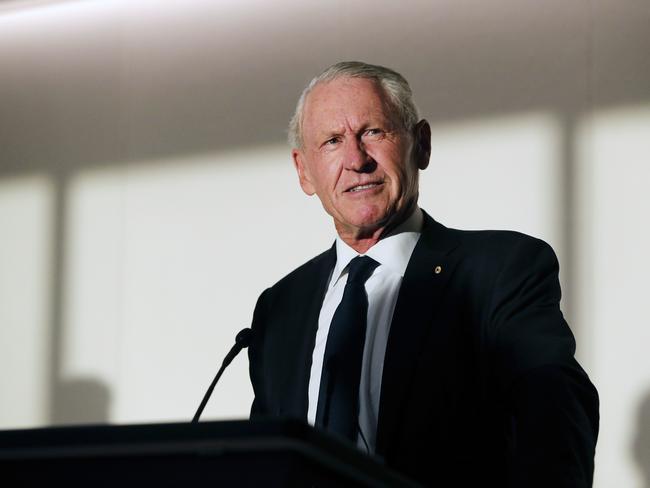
[387,154,412,187]
[324,161,344,192]
[313,165,340,200]
[390,161,418,199]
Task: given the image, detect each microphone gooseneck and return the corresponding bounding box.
[192,327,253,423]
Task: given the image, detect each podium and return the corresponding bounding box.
[0,419,420,487]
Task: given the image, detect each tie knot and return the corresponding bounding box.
[346,256,379,285]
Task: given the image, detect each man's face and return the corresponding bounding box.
[292,77,430,238]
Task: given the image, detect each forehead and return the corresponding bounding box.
[302,77,396,135]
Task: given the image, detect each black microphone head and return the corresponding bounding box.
[235,328,253,347]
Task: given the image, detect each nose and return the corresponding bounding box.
[343,139,376,173]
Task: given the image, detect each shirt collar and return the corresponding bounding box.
[331,208,423,288]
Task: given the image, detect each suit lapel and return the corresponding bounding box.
[279,244,336,420]
[375,213,461,456]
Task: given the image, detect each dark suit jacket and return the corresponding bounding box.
[248,212,599,487]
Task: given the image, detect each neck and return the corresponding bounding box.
[336,203,417,254]
[337,229,383,254]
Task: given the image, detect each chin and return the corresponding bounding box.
[333,203,394,234]
[350,212,390,234]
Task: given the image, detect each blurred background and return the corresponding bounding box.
[0,0,648,486]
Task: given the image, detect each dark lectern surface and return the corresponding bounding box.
[0,419,421,487]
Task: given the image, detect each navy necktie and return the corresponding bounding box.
[315,255,380,442]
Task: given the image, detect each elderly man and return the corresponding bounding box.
[248,61,598,487]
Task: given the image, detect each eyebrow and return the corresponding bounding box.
[318,120,390,138]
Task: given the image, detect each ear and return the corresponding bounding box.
[413,119,431,170]
[292,149,316,196]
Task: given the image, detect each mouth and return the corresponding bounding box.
[345,182,383,193]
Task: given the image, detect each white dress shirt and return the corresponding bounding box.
[307,208,423,454]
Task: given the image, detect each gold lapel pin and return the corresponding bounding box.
[434,265,442,274]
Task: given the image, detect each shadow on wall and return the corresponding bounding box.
[51,377,111,425]
[634,389,650,487]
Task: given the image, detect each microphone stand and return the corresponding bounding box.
[192,328,253,423]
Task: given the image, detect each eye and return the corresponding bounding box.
[322,136,341,148]
[364,128,384,138]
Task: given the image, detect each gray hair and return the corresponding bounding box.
[288,61,420,149]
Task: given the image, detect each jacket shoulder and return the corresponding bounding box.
[453,225,550,249]
[263,246,335,299]
[441,224,557,265]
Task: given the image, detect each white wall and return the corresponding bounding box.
[0,176,52,426]
[575,105,650,486]
[1,1,649,486]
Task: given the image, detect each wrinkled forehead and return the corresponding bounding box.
[301,77,399,134]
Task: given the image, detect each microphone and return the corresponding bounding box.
[192,328,253,423]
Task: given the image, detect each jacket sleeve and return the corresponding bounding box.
[488,237,599,488]
[248,287,271,419]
